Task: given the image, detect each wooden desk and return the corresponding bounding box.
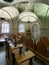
[11,44,24,54]
[15,51,35,65]
[0,37,5,42]
[0,38,5,46]
[11,44,24,49]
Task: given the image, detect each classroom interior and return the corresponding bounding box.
[0,0,49,65]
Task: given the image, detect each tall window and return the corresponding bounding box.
[32,24,40,40]
[2,22,10,33]
[19,23,25,33]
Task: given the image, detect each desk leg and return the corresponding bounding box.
[34,55,37,61]
[29,58,33,65]
[12,54,15,65]
[26,47,28,51]
[19,47,22,54]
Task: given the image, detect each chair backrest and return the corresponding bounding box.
[40,37,49,47]
[37,41,49,57]
[20,36,27,43]
[27,38,35,51]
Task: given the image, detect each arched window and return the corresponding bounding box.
[2,22,10,33]
[32,24,40,41]
[19,23,25,33]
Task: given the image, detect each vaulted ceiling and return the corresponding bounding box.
[0,0,49,23]
[0,0,49,8]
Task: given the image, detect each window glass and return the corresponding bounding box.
[2,22,10,33]
[32,24,40,40]
[19,23,25,33]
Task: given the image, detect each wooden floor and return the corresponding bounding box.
[0,44,49,65]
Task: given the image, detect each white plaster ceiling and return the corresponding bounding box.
[18,12,39,22]
[2,6,19,18]
[0,0,48,9]
[0,0,41,6]
[0,6,19,20]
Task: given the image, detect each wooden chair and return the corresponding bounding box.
[40,37,49,48]
[36,41,49,63]
[26,38,35,52]
[37,41,49,57]
[20,36,27,46]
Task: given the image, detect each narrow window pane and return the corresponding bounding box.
[32,24,40,40]
[2,22,10,33]
[19,24,25,33]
